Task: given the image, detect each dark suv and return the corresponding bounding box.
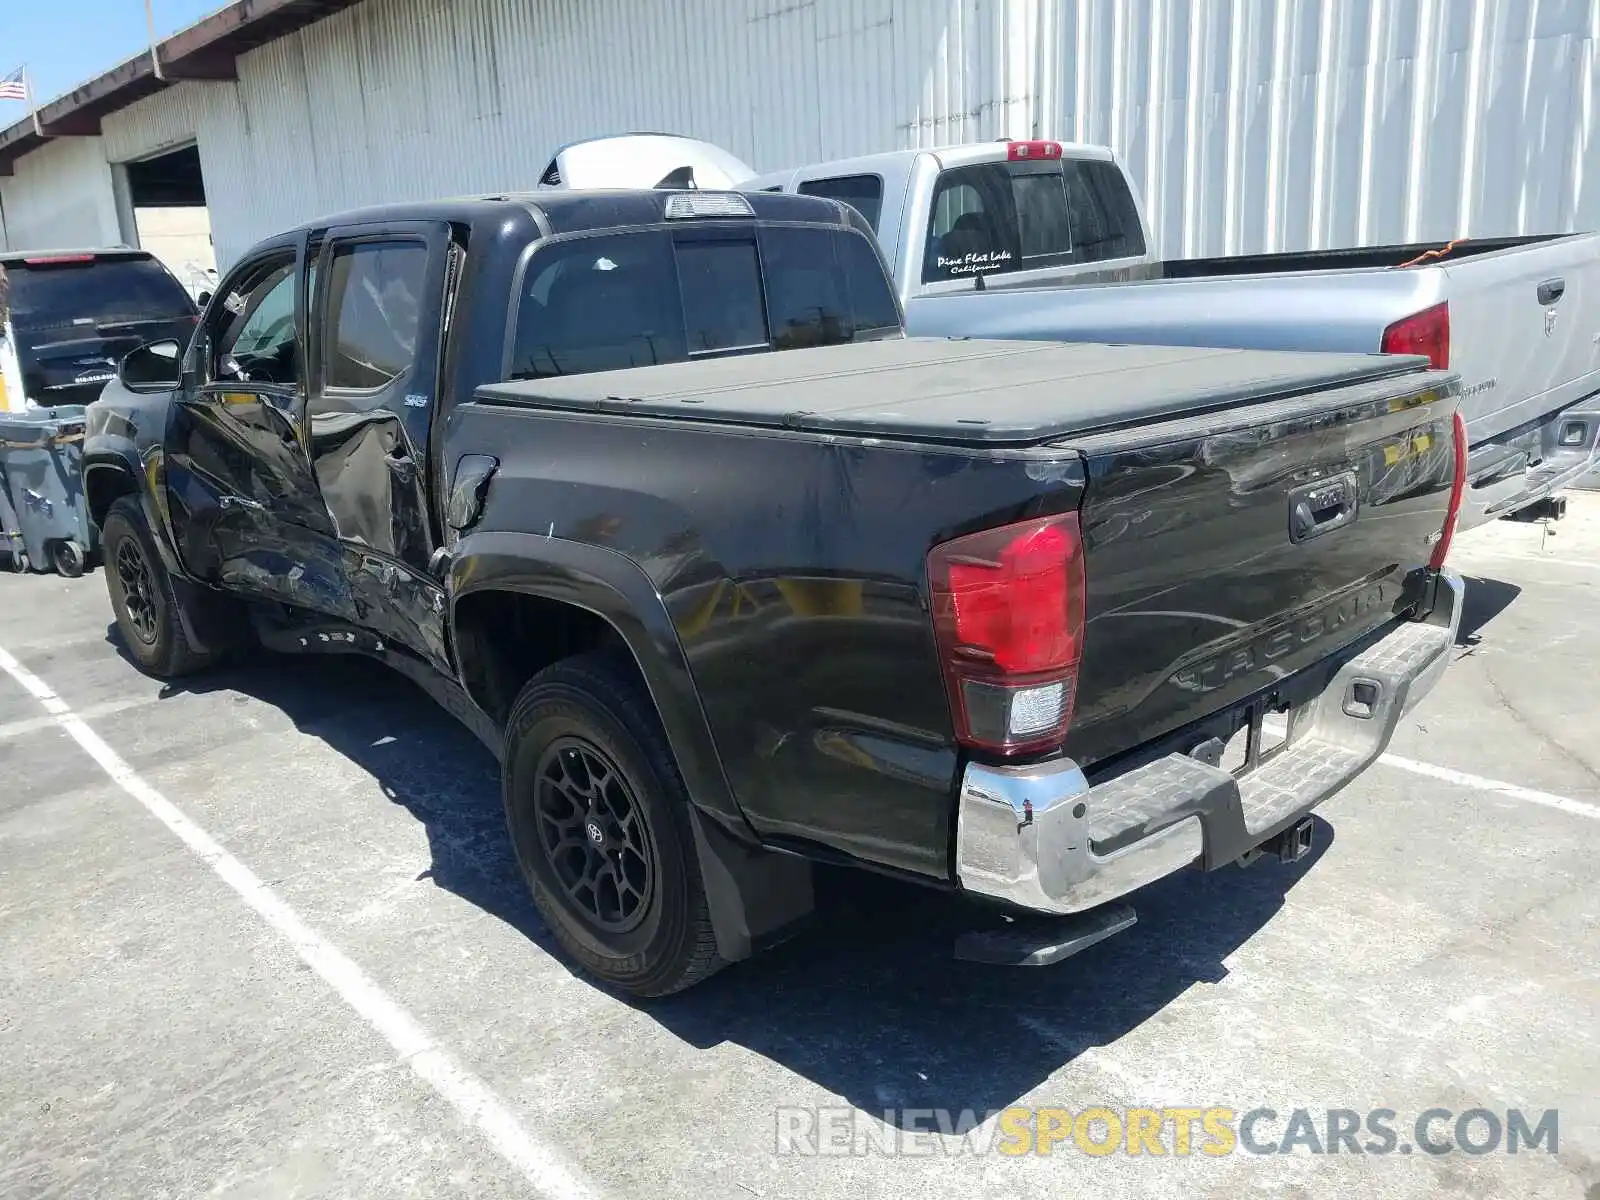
[2,249,198,408]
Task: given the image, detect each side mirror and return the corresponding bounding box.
[196,290,212,308]
[118,339,185,392]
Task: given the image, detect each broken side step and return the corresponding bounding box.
[954,903,1138,967]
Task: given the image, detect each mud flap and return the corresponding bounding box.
[168,574,245,658]
[687,806,815,963]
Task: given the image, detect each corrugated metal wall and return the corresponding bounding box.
[1046,0,1600,257]
[101,81,215,163]
[7,0,1600,269]
[0,137,121,251]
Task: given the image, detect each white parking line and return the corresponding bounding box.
[0,642,603,1200]
[0,694,159,742]
[1453,545,1600,572]
[1377,752,1600,822]
[1260,713,1600,822]
[0,627,112,655]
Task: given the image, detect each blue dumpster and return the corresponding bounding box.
[0,405,94,577]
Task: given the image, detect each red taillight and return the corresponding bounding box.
[928,513,1086,756]
[1430,409,1468,570]
[23,254,96,265]
[1006,140,1063,161]
[1381,301,1450,370]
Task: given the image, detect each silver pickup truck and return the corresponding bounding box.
[744,140,1600,528]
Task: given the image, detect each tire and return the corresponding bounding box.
[101,496,222,678]
[48,538,87,578]
[503,652,723,998]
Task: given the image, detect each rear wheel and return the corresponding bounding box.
[503,652,723,997]
[101,497,223,678]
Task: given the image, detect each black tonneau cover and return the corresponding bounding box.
[474,338,1429,446]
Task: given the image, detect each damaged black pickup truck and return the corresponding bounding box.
[83,187,1466,996]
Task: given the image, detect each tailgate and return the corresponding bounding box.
[1443,232,1600,442]
[16,326,150,407]
[1064,367,1459,769]
[15,319,196,409]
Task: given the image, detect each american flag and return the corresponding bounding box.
[0,69,26,102]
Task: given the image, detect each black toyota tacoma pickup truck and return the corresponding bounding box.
[83,188,1467,996]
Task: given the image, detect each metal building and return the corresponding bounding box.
[1,0,1596,272]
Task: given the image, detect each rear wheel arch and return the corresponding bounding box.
[449,535,816,964]
[452,588,632,728]
[447,534,729,815]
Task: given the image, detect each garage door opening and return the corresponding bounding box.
[121,143,215,301]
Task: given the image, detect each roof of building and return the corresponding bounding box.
[0,0,362,176]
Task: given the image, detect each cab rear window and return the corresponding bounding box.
[506,226,901,381]
[5,255,195,331]
[797,175,885,233]
[922,158,1145,283]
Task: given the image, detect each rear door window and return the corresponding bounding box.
[321,241,429,391]
[6,256,194,331]
[922,158,1146,283]
[797,174,885,232]
[508,227,901,381]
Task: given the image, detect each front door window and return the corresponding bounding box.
[211,260,299,386]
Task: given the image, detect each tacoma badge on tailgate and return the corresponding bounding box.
[1170,581,1390,694]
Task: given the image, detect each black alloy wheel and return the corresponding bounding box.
[534,736,656,933]
[502,652,724,997]
[114,536,159,645]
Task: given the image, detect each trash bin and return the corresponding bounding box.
[0,405,94,577]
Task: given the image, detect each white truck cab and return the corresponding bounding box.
[741,139,1160,304]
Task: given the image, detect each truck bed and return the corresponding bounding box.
[1160,234,1568,278]
[904,231,1600,529]
[459,334,1460,880]
[475,338,1427,446]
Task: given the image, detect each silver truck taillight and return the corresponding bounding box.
[1381,302,1450,370]
[927,513,1086,757]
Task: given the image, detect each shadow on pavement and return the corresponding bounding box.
[646,832,1328,1125]
[105,631,560,958]
[1457,576,1520,647]
[112,629,1331,1126]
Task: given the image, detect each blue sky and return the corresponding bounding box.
[2,0,223,109]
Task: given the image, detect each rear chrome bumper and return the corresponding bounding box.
[955,569,1464,916]
[1460,398,1600,531]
